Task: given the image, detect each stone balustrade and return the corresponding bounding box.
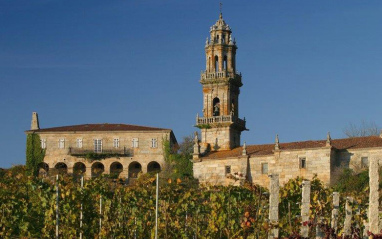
[196,114,246,128]
[200,71,241,80]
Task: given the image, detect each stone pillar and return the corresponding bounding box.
[315,217,324,239]
[369,157,379,234]
[268,174,279,239]
[343,197,353,236]
[67,167,74,175]
[331,192,340,234]
[85,167,92,179]
[363,219,369,239]
[300,180,311,238]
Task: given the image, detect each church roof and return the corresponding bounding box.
[202,136,382,159]
[26,123,171,133]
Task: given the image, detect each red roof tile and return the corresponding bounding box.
[202,136,382,159]
[26,123,171,133]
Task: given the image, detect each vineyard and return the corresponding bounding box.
[0,165,380,239]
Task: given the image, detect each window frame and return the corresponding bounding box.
[299,157,307,169]
[151,138,158,148]
[132,138,139,148]
[361,157,368,168]
[225,165,231,175]
[58,139,65,149]
[261,163,268,175]
[113,138,120,148]
[41,139,46,149]
[94,139,102,153]
[76,138,83,148]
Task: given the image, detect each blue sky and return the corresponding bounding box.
[1,1,382,168]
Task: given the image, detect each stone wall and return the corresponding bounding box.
[35,130,172,179]
[195,147,333,188]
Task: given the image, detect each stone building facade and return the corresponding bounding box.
[26,112,177,179]
[192,14,382,188]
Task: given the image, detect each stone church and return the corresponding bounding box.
[192,13,382,187]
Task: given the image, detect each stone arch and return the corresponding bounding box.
[73,162,86,176]
[215,55,219,72]
[91,162,104,178]
[223,55,227,70]
[110,162,123,178]
[38,162,49,176]
[54,162,68,174]
[147,161,161,173]
[128,161,142,178]
[213,97,220,116]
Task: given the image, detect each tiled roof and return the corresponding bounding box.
[203,136,382,159]
[26,123,171,133]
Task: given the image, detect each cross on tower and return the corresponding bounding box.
[220,2,223,13]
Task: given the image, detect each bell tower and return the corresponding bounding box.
[196,13,247,152]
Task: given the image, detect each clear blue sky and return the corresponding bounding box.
[1,0,382,168]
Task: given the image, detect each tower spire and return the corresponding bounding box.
[31,112,40,130]
[195,13,246,151]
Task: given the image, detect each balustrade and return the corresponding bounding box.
[196,115,246,128]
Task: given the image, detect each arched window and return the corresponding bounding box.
[128,162,142,178]
[38,162,49,177]
[215,56,219,72]
[222,34,225,43]
[223,55,227,70]
[55,162,68,174]
[73,162,86,176]
[213,97,220,116]
[110,162,123,178]
[147,161,161,173]
[91,162,104,177]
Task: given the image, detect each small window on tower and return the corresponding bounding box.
[215,56,219,72]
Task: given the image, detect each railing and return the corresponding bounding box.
[200,71,241,80]
[69,147,133,157]
[196,114,246,129]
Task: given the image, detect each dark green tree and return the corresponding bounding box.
[25,133,45,176]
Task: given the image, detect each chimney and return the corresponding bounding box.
[31,112,40,130]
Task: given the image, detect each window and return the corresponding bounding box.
[40,139,46,149]
[94,139,102,153]
[361,157,368,168]
[76,138,83,148]
[225,165,231,174]
[58,139,65,149]
[132,138,139,148]
[113,138,119,148]
[261,163,268,174]
[151,138,158,148]
[299,157,306,169]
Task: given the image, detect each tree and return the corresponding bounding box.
[25,133,45,176]
[178,134,195,157]
[343,120,379,138]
